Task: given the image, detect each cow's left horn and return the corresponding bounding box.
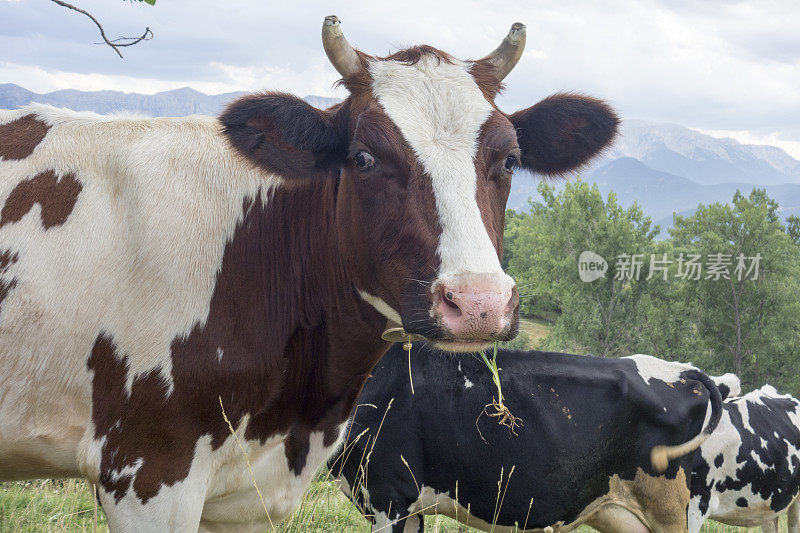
[482,22,526,81]
[322,15,363,79]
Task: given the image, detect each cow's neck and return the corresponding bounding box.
[176,178,390,446]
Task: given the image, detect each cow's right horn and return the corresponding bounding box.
[482,22,527,81]
[322,15,363,79]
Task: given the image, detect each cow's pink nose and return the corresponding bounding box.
[433,275,518,339]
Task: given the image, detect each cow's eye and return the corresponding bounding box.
[503,154,519,173]
[354,150,376,171]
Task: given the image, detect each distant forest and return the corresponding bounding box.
[503,180,800,396]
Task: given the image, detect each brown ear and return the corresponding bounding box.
[220,92,347,180]
[508,93,619,177]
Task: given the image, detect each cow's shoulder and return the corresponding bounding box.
[727,385,800,440]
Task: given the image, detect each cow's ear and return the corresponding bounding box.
[220,93,347,180]
[508,93,619,177]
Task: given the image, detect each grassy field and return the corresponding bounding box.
[517,316,550,347]
[0,476,790,532]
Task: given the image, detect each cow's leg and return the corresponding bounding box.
[369,501,398,532]
[98,480,207,533]
[371,509,424,533]
[788,497,800,533]
[367,496,424,533]
[761,517,779,533]
[400,513,425,532]
[687,494,714,533]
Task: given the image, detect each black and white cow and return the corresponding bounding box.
[710,373,741,402]
[689,382,800,533]
[331,344,722,532]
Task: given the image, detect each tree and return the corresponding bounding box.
[632,239,699,360]
[669,189,800,392]
[502,207,560,319]
[49,0,154,58]
[788,215,800,246]
[505,180,658,357]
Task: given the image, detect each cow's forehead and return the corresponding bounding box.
[368,55,493,154]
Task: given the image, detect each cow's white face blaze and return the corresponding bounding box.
[369,55,516,349]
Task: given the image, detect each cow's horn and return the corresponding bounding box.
[322,15,363,79]
[482,22,526,81]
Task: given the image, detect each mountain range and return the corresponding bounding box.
[2,83,798,232]
[0,83,343,118]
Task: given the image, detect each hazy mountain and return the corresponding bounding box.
[0,83,341,117]
[588,158,800,227]
[508,158,800,235]
[0,83,247,116]
[3,84,798,234]
[599,119,800,186]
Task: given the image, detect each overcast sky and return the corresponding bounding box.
[2,0,799,157]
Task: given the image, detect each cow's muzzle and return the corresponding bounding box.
[416,272,519,351]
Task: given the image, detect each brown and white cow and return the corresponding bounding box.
[0,16,618,532]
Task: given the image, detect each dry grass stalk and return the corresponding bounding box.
[405,340,415,394]
[522,497,534,530]
[92,483,97,533]
[400,454,420,494]
[218,396,275,531]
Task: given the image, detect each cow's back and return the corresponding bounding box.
[0,105,268,480]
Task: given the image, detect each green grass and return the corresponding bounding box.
[0,477,790,532]
[0,479,107,532]
[518,316,550,346]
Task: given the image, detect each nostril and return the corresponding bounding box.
[439,287,462,315]
[506,286,520,314]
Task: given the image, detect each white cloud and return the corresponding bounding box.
[207,62,345,98]
[1,0,799,150]
[0,61,236,94]
[0,60,347,98]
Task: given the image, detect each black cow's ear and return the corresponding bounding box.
[508,93,619,177]
[220,92,347,180]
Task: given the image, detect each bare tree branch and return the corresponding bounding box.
[49,0,152,58]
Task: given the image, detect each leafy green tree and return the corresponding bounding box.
[506,180,657,357]
[501,209,527,271]
[788,215,800,246]
[632,239,699,360]
[670,189,800,392]
[502,207,559,319]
